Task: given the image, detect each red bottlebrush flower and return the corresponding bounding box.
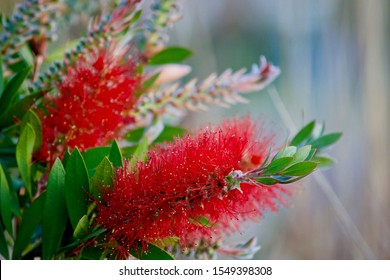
[96,117,289,258]
[35,45,140,164]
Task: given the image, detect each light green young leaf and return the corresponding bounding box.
[290,145,312,165]
[263,157,293,175]
[21,110,42,152]
[281,162,317,177]
[129,137,149,170]
[109,140,123,168]
[73,215,89,240]
[148,47,193,65]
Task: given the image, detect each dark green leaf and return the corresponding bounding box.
[124,127,145,143]
[0,54,4,95]
[290,121,315,146]
[0,67,31,113]
[0,92,42,128]
[281,161,318,177]
[62,149,71,168]
[90,157,113,199]
[78,246,105,260]
[263,157,293,175]
[82,146,110,170]
[256,177,279,185]
[0,223,9,259]
[154,126,186,143]
[13,193,46,259]
[16,123,35,198]
[310,133,342,149]
[0,165,13,235]
[148,47,193,65]
[109,140,123,168]
[73,215,89,240]
[42,159,67,260]
[65,148,90,230]
[129,137,149,169]
[131,243,174,260]
[21,109,42,152]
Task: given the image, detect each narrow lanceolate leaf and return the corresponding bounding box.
[21,110,42,152]
[313,156,335,168]
[290,145,312,165]
[154,126,186,143]
[90,157,113,199]
[131,243,174,260]
[0,54,4,95]
[0,92,42,128]
[290,120,315,146]
[256,177,279,186]
[129,137,149,170]
[148,47,193,65]
[109,140,123,168]
[0,223,9,259]
[42,159,67,260]
[73,215,89,240]
[274,146,297,160]
[13,193,46,259]
[65,148,90,230]
[16,123,36,198]
[0,67,31,113]
[281,162,317,177]
[0,165,13,235]
[310,133,342,149]
[262,157,293,175]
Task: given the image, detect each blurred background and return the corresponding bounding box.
[1,0,389,259]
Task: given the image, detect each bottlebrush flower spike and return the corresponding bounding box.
[133,56,280,119]
[35,44,140,164]
[96,117,289,258]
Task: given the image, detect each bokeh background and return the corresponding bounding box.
[1,0,389,259]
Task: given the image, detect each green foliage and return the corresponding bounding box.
[21,110,42,152]
[148,47,193,65]
[90,157,113,199]
[109,140,123,168]
[16,123,36,198]
[65,148,90,230]
[13,193,46,259]
[129,137,149,169]
[0,67,31,113]
[131,243,174,260]
[0,165,13,235]
[42,159,67,260]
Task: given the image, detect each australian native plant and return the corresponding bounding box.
[0,0,341,260]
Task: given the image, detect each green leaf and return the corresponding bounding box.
[21,110,42,152]
[290,121,315,146]
[313,156,335,168]
[148,47,193,65]
[42,159,67,260]
[154,126,186,143]
[263,157,293,175]
[290,145,312,165]
[82,146,111,170]
[143,72,160,88]
[16,123,36,198]
[256,177,279,185]
[129,137,149,170]
[131,243,174,260]
[65,148,90,230]
[189,216,213,227]
[0,92,42,128]
[90,157,113,199]
[109,140,123,168]
[13,192,46,259]
[0,53,4,95]
[281,161,318,177]
[0,165,13,235]
[0,67,31,113]
[0,223,9,259]
[274,146,297,160]
[73,215,89,240]
[310,133,342,149]
[125,127,145,143]
[62,149,70,168]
